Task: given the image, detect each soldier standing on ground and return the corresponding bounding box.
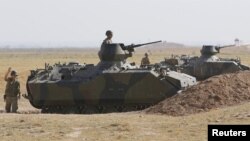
[101,30,113,47]
[4,67,20,113]
[141,53,150,66]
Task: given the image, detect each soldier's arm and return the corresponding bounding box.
[17,82,21,99]
[103,39,108,44]
[4,67,11,81]
[18,82,21,94]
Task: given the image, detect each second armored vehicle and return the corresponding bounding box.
[160,44,250,80]
[25,41,196,113]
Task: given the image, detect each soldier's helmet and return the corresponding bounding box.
[11,70,18,76]
[145,53,148,57]
[106,30,113,36]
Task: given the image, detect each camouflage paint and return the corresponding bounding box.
[26,42,196,113]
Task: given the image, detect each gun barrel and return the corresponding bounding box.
[134,40,162,48]
[138,40,162,46]
[125,40,162,49]
[215,44,236,51]
[220,44,236,48]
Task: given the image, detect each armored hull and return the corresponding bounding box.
[160,45,250,80]
[181,59,249,80]
[26,42,196,113]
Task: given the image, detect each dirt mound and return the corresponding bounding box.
[145,71,250,116]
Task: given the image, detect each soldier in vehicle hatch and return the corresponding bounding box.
[141,53,150,66]
[101,30,113,47]
[4,67,21,113]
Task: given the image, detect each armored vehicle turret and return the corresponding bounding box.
[25,40,196,113]
[200,44,235,55]
[199,45,236,62]
[160,44,250,80]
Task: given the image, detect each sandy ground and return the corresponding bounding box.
[0,46,250,141]
[0,103,250,141]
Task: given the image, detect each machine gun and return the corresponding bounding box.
[215,44,237,53]
[121,40,162,52]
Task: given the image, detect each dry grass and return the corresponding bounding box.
[0,46,250,141]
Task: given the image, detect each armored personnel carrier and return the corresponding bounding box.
[25,41,196,113]
[160,44,250,80]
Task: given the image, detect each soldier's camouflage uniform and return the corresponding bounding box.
[141,57,150,65]
[4,78,20,113]
[101,38,112,47]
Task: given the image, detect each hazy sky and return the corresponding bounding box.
[0,0,249,47]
